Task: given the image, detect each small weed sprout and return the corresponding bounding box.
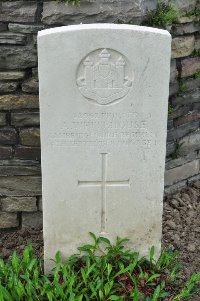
[171,140,184,159]
[194,71,200,79]
[168,104,174,115]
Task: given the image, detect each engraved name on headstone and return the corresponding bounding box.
[38,24,171,272]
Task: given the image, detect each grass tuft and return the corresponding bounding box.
[57,0,80,5]
[142,2,179,28]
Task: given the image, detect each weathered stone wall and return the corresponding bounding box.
[0,0,199,229]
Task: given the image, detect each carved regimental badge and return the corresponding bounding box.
[77,48,133,105]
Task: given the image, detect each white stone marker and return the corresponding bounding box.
[38,24,171,272]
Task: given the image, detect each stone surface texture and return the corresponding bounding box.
[0,46,37,70]
[0,1,37,23]
[169,0,197,12]
[22,212,43,229]
[0,176,41,196]
[0,82,18,93]
[181,57,200,78]
[0,0,198,237]
[42,1,144,25]
[0,212,18,228]
[38,24,171,272]
[1,197,37,212]
[19,128,40,146]
[11,112,40,127]
[165,160,200,186]
[0,71,26,81]
[171,36,195,58]
[0,32,27,45]
[0,95,39,110]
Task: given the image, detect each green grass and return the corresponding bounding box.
[194,71,200,79]
[0,233,199,300]
[191,49,200,58]
[142,3,179,28]
[57,0,80,5]
[178,79,186,95]
[168,104,175,115]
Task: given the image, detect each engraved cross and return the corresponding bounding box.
[78,153,130,234]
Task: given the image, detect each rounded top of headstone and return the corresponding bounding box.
[38,23,171,39]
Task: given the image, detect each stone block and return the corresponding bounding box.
[177,16,197,24]
[0,113,6,126]
[0,146,12,159]
[0,32,27,45]
[169,0,196,12]
[8,23,45,34]
[180,132,200,154]
[171,36,195,59]
[185,78,200,91]
[170,59,177,83]
[165,152,197,170]
[0,127,17,145]
[22,78,39,94]
[0,23,7,32]
[0,159,40,166]
[169,106,190,120]
[167,121,199,141]
[20,128,40,146]
[0,164,41,176]
[1,197,37,212]
[164,179,186,195]
[173,23,200,36]
[22,212,43,229]
[0,95,39,110]
[164,159,200,186]
[11,112,40,127]
[0,176,41,196]
[181,57,200,78]
[0,1,37,23]
[0,46,37,70]
[14,146,41,161]
[174,111,200,126]
[42,1,143,25]
[0,212,19,228]
[0,71,26,81]
[0,82,18,93]
[172,89,200,106]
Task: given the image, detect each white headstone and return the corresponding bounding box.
[38,24,171,272]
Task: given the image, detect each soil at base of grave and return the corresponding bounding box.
[0,181,199,300]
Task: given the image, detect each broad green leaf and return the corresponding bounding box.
[152,285,161,301]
